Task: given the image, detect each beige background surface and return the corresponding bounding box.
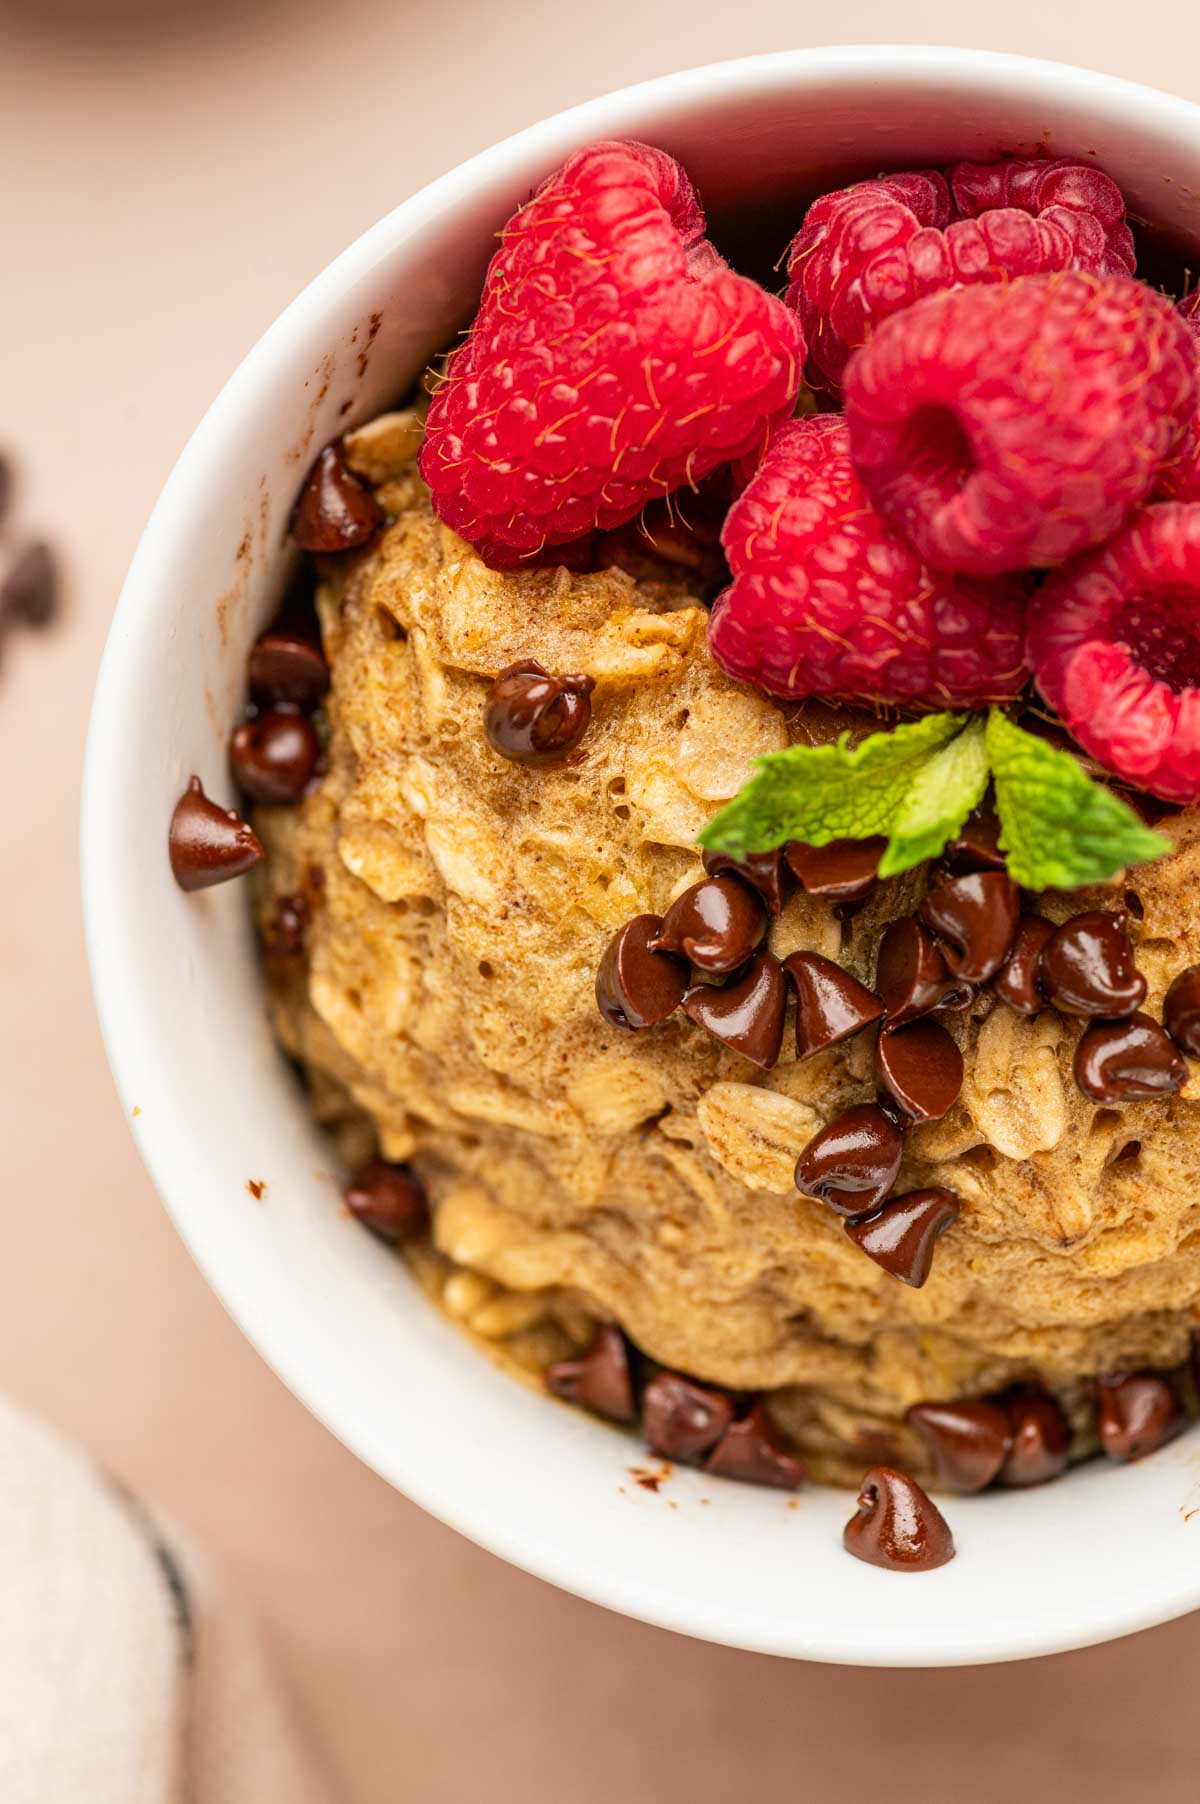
[4,3,1200,1798]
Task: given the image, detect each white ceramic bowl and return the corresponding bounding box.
[83,45,1200,1665]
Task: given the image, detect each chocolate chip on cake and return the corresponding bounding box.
[783,951,884,1058]
[993,913,1054,1015]
[168,776,264,892]
[595,915,689,1031]
[703,1401,806,1490]
[546,1325,637,1424]
[1093,1372,1186,1462]
[905,1399,1013,1493]
[484,660,594,765]
[921,870,1019,983]
[1074,1015,1187,1103]
[230,709,320,804]
[794,1104,904,1219]
[291,440,382,552]
[1163,965,1200,1056]
[843,1188,959,1288]
[701,847,789,915]
[997,1387,1070,1487]
[785,836,884,903]
[652,875,766,973]
[343,1157,429,1244]
[642,1372,734,1463]
[875,916,967,1026]
[1041,912,1147,1017]
[875,1018,963,1122]
[681,949,787,1068]
[248,623,330,708]
[843,1467,955,1572]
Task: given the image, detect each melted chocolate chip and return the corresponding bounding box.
[546,1325,637,1424]
[905,1399,1013,1493]
[843,1467,955,1572]
[794,1104,904,1219]
[290,441,381,552]
[230,709,320,805]
[844,1187,959,1287]
[642,1372,734,1463]
[0,541,58,629]
[248,625,330,708]
[1074,1015,1188,1103]
[875,916,965,1026]
[1041,912,1147,1018]
[681,950,787,1069]
[168,776,265,892]
[703,1400,806,1490]
[875,1019,963,1123]
[1164,965,1200,1056]
[484,660,594,765]
[701,847,789,915]
[785,837,884,903]
[782,951,884,1058]
[921,870,1019,983]
[1094,1372,1186,1462]
[998,1387,1070,1487]
[652,876,766,974]
[944,804,1007,873]
[343,1156,428,1243]
[595,915,688,1031]
[993,913,1054,1015]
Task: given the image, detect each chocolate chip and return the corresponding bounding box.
[921,870,1019,983]
[290,441,381,552]
[230,708,320,805]
[0,541,58,630]
[1042,911,1147,1018]
[875,1019,963,1123]
[998,1387,1070,1486]
[844,1187,958,1287]
[652,876,766,974]
[1164,965,1200,1056]
[1074,1014,1187,1103]
[681,950,787,1069]
[595,915,689,1031]
[785,836,884,903]
[843,1467,955,1572]
[264,893,310,958]
[343,1156,428,1243]
[905,1399,1013,1493]
[1094,1372,1186,1463]
[944,804,1007,872]
[993,913,1053,1015]
[642,1372,734,1463]
[248,625,330,708]
[546,1325,636,1424]
[484,659,594,765]
[703,1400,807,1489]
[782,951,884,1057]
[702,847,789,915]
[794,1103,904,1218]
[875,916,963,1026]
[168,775,265,892]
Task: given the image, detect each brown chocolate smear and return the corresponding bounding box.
[595,915,688,1031]
[1042,911,1147,1018]
[682,950,787,1069]
[782,951,884,1057]
[844,1187,959,1287]
[343,1156,428,1244]
[875,916,962,1026]
[1074,1015,1187,1103]
[484,659,594,766]
[906,1399,1012,1493]
[921,870,1019,983]
[1164,964,1200,1056]
[546,1325,636,1424]
[785,836,884,902]
[230,708,320,805]
[843,1467,955,1572]
[0,541,58,629]
[998,1387,1070,1487]
[291,440,381,552]
[875,1019,963,1123]
[701,847,788,915]
[652,875,766,974]
[1094,1372,1186,1462]
[642,1372,734,1463]
[944,803,1007,873]
[993,913,1053,1015]
[794,1103,904,1218]
[248,625,330,708]
[703,1401,807,1490]
[168,776,264,892]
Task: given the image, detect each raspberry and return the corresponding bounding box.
[419,142,802,563]
[844,271,1197,578]
[1156,304,1200,503]
[786,158,1134,393]
[707,416,1028,708]
[1029,502,1200,803]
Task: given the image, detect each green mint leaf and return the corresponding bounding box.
[985,709,1170,889]
[697,712,965,859]
[877,716,989,877]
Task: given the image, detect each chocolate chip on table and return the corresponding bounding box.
[843,1187,959,1287]
[701,847,789,915]
[290,440,382,552]
[794,1103,904,1219]
[874,916,968,1027]
[681,949,788,1069]
[875,1019,964,1123]
[1074,1015,1188,1103]
[642,1372,735,1463]
[993,913,1054,1015]
[905,1399,1013,1493]
[782,950,884,1058]
[920,870,1019,983]
[944,804,1007,873]
[248,623,330,708]
[843,1467,955,1572]
[785,836,884,903]
[651,875,766,974]
[703,1400,806,1490]
[343,1156,428,1244]
[484,659,594,766]
[168,776,265,892]
[1041,911,1147,1018]
[595,915,689,1031]
[997,1387,1070,1487]
[0,541,59,629]
[230,708,320,805]
[1163,965,1200,1055]
[546,1325,637,1424]
[1093,1372,1186,1463]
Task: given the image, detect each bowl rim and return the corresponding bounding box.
[82,42,1200,1666]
